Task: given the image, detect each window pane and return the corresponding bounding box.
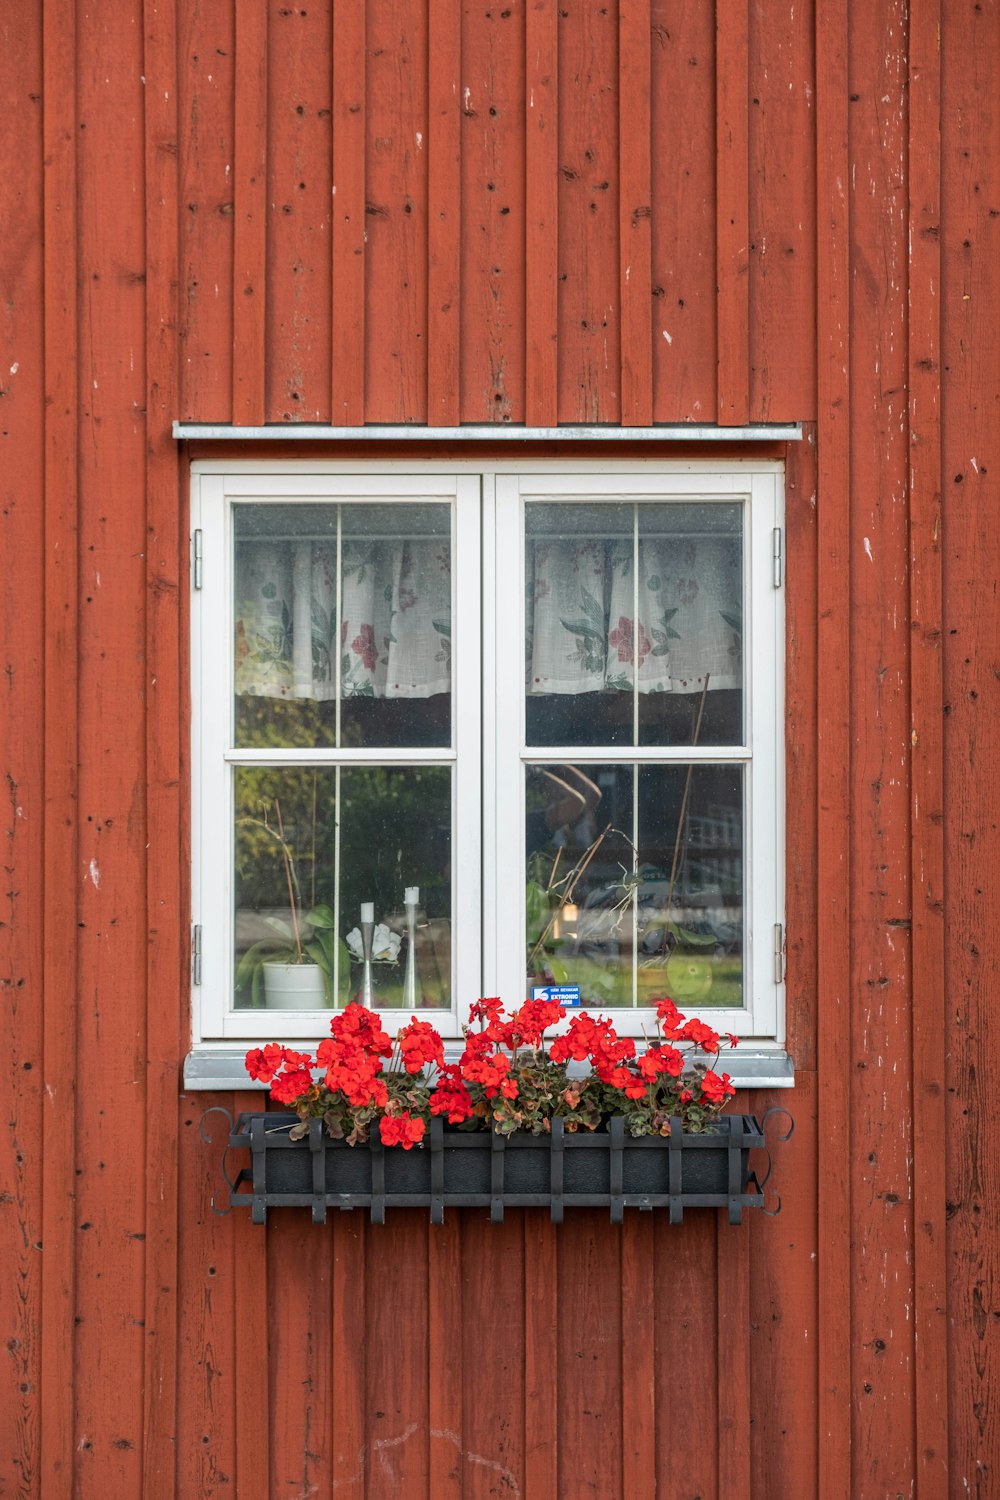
[234,764,452,1010]
[234,502,452,750]
[524,500,743,748]
[525,763,743,1009]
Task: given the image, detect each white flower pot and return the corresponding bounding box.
[262,962,328,1009]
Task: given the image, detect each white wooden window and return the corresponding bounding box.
[191,462,784,1049]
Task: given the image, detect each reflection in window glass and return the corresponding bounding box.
[233,501,452,750]
[525,764,743,1008]
[234,765,452,1010]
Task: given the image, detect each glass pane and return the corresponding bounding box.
[524,500,743,748]
[234,764,452,1010]
[525,763,743,1009]
[234,501,452,750]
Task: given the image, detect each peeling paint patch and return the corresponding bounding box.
[88,859,101,890]
[662,329,673,344]
[863,536,874,562]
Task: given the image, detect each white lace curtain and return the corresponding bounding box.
[234,533,739,704]
[526,535,741,695]
[235,539,452,700]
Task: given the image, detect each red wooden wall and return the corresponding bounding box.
[1,1,997,1496]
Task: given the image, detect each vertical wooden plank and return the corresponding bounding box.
[907,3,949,1495]
[847,4,915,1495]
[459,1,525,423]
[365,1215,430,1499]
[264,0,332,422]
[524,0,558,425]
[940,1,1000,1493]
[715,0,750,424]
[232,1093,270,1500]
[617,0,652,426]
[364,0,428,423]
[461,1216,525,1499]
[814,2,852,1495]
[428,1218,463,1500]
[426,0,461,426]
[176,0,234,420]
[747,0,817,422]
[39,1,79,1493]
[175,1096,238,1496]
[649,0,717,422]
[142,0,182,1492]
[620,1216,655,1500]
[267,1213,334,1499]
[232,0,268,425]
[1,7,45,1496]
[749,1080,819,1499]
[331,1215,367,1497]
[523,1215,558,1500]
[717,1219,751,1500]
[557,1,620,423]
[74,7,150,1491]
[653,1215,718,1498]
[331,0,366,425]
[556,1213,622,1498]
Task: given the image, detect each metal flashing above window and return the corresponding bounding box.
[173,422,802,444]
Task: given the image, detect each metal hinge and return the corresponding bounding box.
[773,923,785,984]
[192,528,204,589]
[192,923,202,986]
[772,527,783,588]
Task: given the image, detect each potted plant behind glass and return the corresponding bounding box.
[235,799,344,1008]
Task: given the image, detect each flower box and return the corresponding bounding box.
[225,1110,776,1226]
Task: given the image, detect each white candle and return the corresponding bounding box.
[360,901,375,923]
[404,886,419,906]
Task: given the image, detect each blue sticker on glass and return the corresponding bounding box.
[532,984,582,1006]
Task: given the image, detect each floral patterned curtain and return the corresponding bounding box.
[526,536,741,695]
[234,539,452,701]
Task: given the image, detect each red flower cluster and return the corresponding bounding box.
[245,1044,315,1105]
[315,1002,392,1108]
[379,1111,426,1149]
[398,1017,445,1075]
[429,1064,475,1124]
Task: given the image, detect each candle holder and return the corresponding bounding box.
[360,903,375,1006]
[403,887,419,1008]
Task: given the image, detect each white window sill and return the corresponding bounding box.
[182,1045,795,1092]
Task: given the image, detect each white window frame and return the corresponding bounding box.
[190,459,784,1054]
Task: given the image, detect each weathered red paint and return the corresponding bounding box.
[1,2,997,1497]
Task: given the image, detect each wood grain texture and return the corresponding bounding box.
[331,0,367,425]
[426,0,461,425]
[650,0,718,422]
[907,2,949,1494]
[1,8,45,1497]
[941,0,1000,1492]
[461,1215,525,1499]
[232,0,268,425]
[331,1215,367,1497]
[364,0,428,422]
[264,0,332,422]
[557,1,620,422]
[523,1214,558,1500]
[231,1099,270,1500]
[428,1216,463,1500]
[620,1215,655,1500]
[39,2,79,1494]
[747,0,817,423]
[142,1,183,1491]
[814,1,853,1494]
[848,3,916,1493]
[715,0,750,424]
[557,1213,622,1498]
[524,0,559,425]
[460,0,525,424]
[717,1218,751,1500]
[653,1214,718,1498]
[176,0,234,421]
[617,0,652,425]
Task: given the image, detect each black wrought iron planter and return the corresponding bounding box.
[217,1109,790,1226]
